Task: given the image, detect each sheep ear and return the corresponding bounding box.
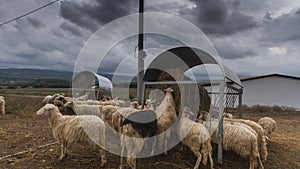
[44,104,54,110]
[37,104,53,115]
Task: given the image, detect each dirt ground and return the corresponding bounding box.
[0,94,300,169]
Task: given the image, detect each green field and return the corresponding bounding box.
[0,88,70,96]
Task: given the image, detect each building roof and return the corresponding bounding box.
[240,73,300,82]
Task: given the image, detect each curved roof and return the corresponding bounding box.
[144,46,242,86]
[72,71,112,92]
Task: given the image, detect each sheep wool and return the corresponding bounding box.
[153,87,177,155]
[0,96,5,115]
[225,118,268,161]
[42,94,61,105]
[258,117,277,139]
[212,122,264,169]
[64,101,102,117]
[178,107,213,169]
[36,104,106,166]
[120,110,158,169]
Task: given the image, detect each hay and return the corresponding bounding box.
[152,68,211,115]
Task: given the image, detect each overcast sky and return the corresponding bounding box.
[0,0,300,78]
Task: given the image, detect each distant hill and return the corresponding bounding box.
[0,68,73,87]
[0,68,73,82]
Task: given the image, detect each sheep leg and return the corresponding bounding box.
[98,147,106,167]
[150,138,157,155]
[164,131,170,155]
[59,143,67,160]
[249,154,257,169]
[257,154,264,169]
[191,147,202,169]
[207,152,214,169]
[119,139,125,169]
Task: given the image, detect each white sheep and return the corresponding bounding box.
[177,107,213,169]
[152,87,177,155]
[36,104,106,166]
[87,100,101,105]
[111,107,138,133]
[130,101,139,109]
[76,91,90,101]
[42,94,62,104]
[64,101,102,117]
[212,121,264,169]
[0,96,5,115]
[112,97,126,107]
[101,105,117,126]
[196,110,209,123]
[223,112,234,119]
[225,118,268,161]
[258,117,277,141]
[120,110,157,169]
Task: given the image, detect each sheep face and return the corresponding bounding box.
[199,111,209,121]
[164,87,173,93]
[64,101,74,109]
[37,104,57,116]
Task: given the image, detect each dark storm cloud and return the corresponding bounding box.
[189,0,257,35]
[59,0,136,31]
[215,42,257,59]
[60,22,82,36]
[262,10,300,42]
[27,17,45,29]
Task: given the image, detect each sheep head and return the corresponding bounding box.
[199,110,209,121]
[37,104,57,116]
[164,87,173,93]
[182,107,193,118]
[64,101,74,109]
[55,95,68,103]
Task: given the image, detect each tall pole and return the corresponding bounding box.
[137,0,145,104]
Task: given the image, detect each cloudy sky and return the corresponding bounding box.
[0,0,300,78]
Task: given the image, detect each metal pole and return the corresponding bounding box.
[239,88,243,118]
[218,80,225,164]
[137,0,145,104]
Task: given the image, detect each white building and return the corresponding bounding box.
[241,73,300,110]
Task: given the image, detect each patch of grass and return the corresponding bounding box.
[0,128,8,138]
[242,104,298,113]
[4,95,43,117]
[1,89,69,96]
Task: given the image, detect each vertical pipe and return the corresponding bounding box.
[218,80,225,164]
[137,0,145,104]
[239,88,243,118]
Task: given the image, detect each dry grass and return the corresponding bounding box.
[0,95,300,168]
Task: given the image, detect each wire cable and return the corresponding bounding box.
[0,0,60,27]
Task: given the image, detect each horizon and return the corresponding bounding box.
[1,1,300,78]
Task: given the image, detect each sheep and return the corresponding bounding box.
[144,99,156,110]
[36,104,106,166]
[177,107,213,169]
[42,94,62,104]
[87,100,101,105]
[258,117,277,141]
[195,110,209,123]
[111,97,126,107]
[130,101,139,109]
[76,91,90,101]
[111,107,138,133]
[120,110,157,169]
[64,101,102,117]
[101,105,117,126]
[152,87,177,155]
[0,96,5,115]
[225,118,268,161]
[223,112,234,119]
[212,122,264,169]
